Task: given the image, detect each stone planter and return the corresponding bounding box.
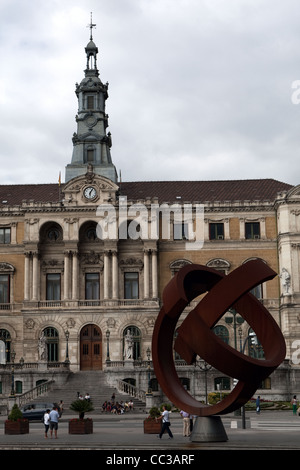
[5,419,29,435]
[68,418,93,434]
[143,419,162,434]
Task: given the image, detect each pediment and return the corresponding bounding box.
[62,167,118,206]
[286,184,300,200]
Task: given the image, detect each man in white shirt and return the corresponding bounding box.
[158,405,174,439]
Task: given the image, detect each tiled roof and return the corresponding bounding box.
[0,179,293,208]
[0,184,62,208]
[119,179,293,204]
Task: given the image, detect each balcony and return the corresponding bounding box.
[21,298,160,310]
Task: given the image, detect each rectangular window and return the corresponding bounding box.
[0,275,9,303]
[209,223,224,240]
[0,228,11,244]
[87,149,94,162]
[87,96,94,109]
[46,274,61,300]
[85,273,100,300]
[124,272,139,299]
[251,284,262,299]
[174,223,188,240]
[245,222,260,239]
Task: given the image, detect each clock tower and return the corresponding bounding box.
[65,16,118,183]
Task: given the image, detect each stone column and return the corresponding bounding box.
[151,249,158,299]
[32,252,39,301]
[112,250,118,300]
[144,249,150,299]
[104,251,110,299]
[64,251,70,300]
[72,251,78,300]
[24,253,30,301]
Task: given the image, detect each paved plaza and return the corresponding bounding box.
[0,410,300,452]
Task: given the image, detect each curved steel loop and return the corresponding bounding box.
[152,260,286,416]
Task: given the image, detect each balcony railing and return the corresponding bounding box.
[0,303,11,310]
[22,298,160,309]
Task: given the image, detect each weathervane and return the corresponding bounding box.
[87,12,96,40]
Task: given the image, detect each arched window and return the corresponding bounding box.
[43,327,59,362]
[123,326,141,360]
[213,325,229,344]
[0,329,11,362]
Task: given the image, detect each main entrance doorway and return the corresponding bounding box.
[80,324,102,370]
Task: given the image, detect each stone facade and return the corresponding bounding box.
[0,26,299,405]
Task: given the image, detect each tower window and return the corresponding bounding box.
[87,96,94,109]
[86,149,95,163]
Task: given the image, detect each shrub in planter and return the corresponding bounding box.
[5,404,29,434]
[144,406,162,434]
[68,399,94,434]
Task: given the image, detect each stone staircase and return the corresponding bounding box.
[32,371,146,413]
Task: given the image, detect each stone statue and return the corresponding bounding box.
[124,330,133,360]
[38,334,48,361]
[280,267,291,294]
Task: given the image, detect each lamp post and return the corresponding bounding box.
[9,350,16,397]
[106,329,110,362]
[194,357,212,404]
[225,308,244,421]
[146,347,152,395]
[65,330,70,363]
[225,308,244,349]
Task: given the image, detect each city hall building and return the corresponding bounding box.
[0,27,300,406]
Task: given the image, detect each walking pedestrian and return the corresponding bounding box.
[59,400,64,417]
[43,409,50,438]
[49,406,60,439]
[157,405,173,439]
[180,410,190,436]
[291,395,298,415]
[256,396,261,414]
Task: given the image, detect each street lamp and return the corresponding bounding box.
[10,350,16,397]
[194,357,212,404]
[65,330,70,363]
[106,329,110,362]
[225,308,244,349]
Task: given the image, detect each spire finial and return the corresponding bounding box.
[87,12,96,40]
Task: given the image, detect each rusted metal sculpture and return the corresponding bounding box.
[152,260,286,416]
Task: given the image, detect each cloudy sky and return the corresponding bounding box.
[1,0,300,186]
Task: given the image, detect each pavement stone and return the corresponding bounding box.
[0,410,299,456]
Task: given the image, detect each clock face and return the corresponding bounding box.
[84,186,97,200]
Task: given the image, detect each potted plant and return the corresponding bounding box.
[143,406,162,434]
[5,404,29,434]
[68,399,94,434]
